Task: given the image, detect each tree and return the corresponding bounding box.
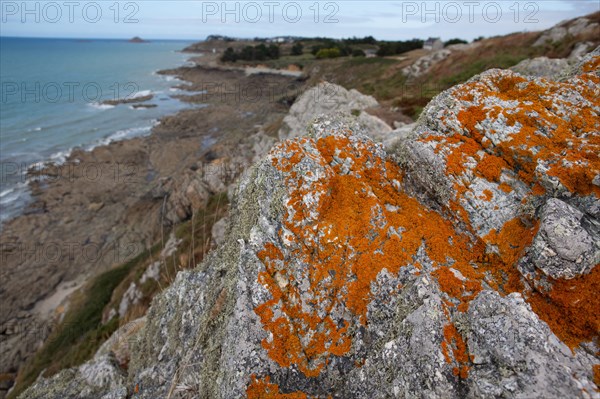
[291,42,304,56]
[221,47,237,62]
[444,38,468,46]
[268,44,280,59]
[352,49,366,57]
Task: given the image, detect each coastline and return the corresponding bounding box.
[0,40,195,225]
[0,41,306,396]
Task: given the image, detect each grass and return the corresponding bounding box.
[9,247,156,398]
[440,53,530,87]
[305,56,404,101]
[10,193,229,398]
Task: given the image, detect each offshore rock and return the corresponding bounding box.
[20,54,600,399]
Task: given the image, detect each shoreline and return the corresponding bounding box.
[0,46,196,226]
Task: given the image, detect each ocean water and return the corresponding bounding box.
[0,37,196,223]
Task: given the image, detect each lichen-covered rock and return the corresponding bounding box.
[19,54,600,399]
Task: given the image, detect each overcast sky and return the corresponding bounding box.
[1,1,599,41]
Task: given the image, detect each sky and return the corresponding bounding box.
[0,0,599,41]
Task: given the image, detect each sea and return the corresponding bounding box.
[0,37,197,224]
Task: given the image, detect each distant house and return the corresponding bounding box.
[423,38,443,51]
[267,36,295,44]
[364,49,377,58]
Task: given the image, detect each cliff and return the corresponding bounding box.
[19,49,600,398]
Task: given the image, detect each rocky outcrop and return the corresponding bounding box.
[402,49,451,78]
[510,56,571,78]
[162,131,276,224]
[20,52,600,399]
[534,16,599,47]
[278,82,391,142]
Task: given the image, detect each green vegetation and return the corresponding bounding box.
[352,49,366,57]
[444,38,468,46]
[316,48,342,59]
[9,247,156,398]
[441,53,529,87]
[291,42,303,56]
[311,42,351,57]
[221,44,280,62]
[376,39,423,57]
[304,56,404,101]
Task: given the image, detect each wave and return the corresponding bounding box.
[0,188,14,199]
[49,149,73,164]
[163,75,181,82]
[88,103,115,110]
[90,123,155,149]
[0,181,31,223]
[131,89,153,99]
[42,124,156,166]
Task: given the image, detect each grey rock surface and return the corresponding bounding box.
[402,49,451,78]
[534,17,599,46]
[523,198,599,280]
[510,56,571,78]
[278,82,392,142]
[466,291,598,399]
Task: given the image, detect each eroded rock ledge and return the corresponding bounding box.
[20,51,600,399]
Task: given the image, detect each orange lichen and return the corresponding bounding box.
[481,189,493,201]
[527,265,600,350]
[247,376,308,399]
[498,182,513,193]
[582,55,600,73]
[476,154,507,182]
[256,133,486,379]
[593,364,600,390]
[451,70,600,197]
[442,323,470,379]
[433,267,481,312]
[482,218,538,293]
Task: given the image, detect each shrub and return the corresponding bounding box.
[221,44,280,63]
[445,38,468,46]
[221,47,237,62]
[291,42,304,56]
[316,47,342,59]
[376,39,423,57]
[352,49,366,57]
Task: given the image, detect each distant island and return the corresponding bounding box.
[128,36,148,43]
